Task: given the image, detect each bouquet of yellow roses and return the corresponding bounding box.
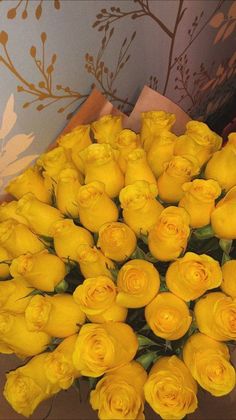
[0,94,236,420]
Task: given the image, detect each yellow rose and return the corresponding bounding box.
[205,132,236,191]
[166,252,222,301]
[98,222,137,262]
[50,218,94,260]
[76,181,118,232]
[0,312,50,357]
[79,143,124,197]
[0,200,29,225]
[145,292,192,340]
[179,178,221,227]
[211,186,236,239]
[88,302,127,324]
[5,167,51,203]
[0,276,33,313]
[119,181,163,235]
[221,260,236,297]
[147,131,177,177]
[58,124,92,160]
[16,193,63,236]
[76,244,115,279]
[157,155,200,203]
[183,332,236,396]
[140,111,176,151]
[194,291,236,341]
[90,361,147,420]
[25,294,85,338]
[148,206,190,261]
[125,148,156,185]
[55,168,81,218]
[73,322,138,377]
[113,129,140,172]
[144,355,197,420]
[36,146,73,181]
[0,219,45,257]
[116,259,160,308]
[3,353,60,417]
[45,334,80,390]
[0,341,14,354]
[174,120,222,166]
[91,114,123,144]
[74,276,127,323]
[10,250,66,292]
[0,245,12,279]
[73,276,117,315]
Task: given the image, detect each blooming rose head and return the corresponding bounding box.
[147,130,177,177]
[45,335,80,390]
[91,114,123,144]
[72,322,138,377]
[119,181,163,235]
[140,111,176,151]
[98,222,137,262]
[144,356,197,419]
[25,294,85,338]
[76,181,118,232]
[183,332,236,396]
[58,124,92,160]
[211,186,236,239]
[0,312,50,357]
[221,260,236,297]
[0,201,29,225]
[166,252,222,301]
[205,132,236,191]
[113,129,140,172]
[0,245,12,279]
[50,218,94,260]
[0,219,45,257]
[179,178,221,227]
[10,250,66,292]
[36,146,73,181]
[16,192,63,236]
[55,168,81,218]
[3,353,60,417]
[125,148,156,186]
[174,120,222,166]
[79,143,124,197]
[148,206,190,261]
[0,276,33,313]
[145,292,192,340]
[117,259,160,308]
[157,154,200,203]
[90,361,147,420]
[194,291,236,341]
[5,167,51,203]
[76,243,115,279]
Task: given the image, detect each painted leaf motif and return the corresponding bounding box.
[0,133,35,167]
[200,79,216,91]
[0,94,17,139]
[228,2,236,18]
[1,154,38,177]
[223,21,236,40]
[213,22,228,44]
[209,12,224,28]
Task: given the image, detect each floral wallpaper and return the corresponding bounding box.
[0,0,235,192]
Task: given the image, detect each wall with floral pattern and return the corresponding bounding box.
[0,0,235,193]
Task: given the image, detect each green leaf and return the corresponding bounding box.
[193,225,215,239]
[54,279,68,293]
[144,252,159,263]
[130,246,146,260]
[222,252,231,265]
[136,351,158,370]
[219,239,233,255]
[139,232,148,245]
